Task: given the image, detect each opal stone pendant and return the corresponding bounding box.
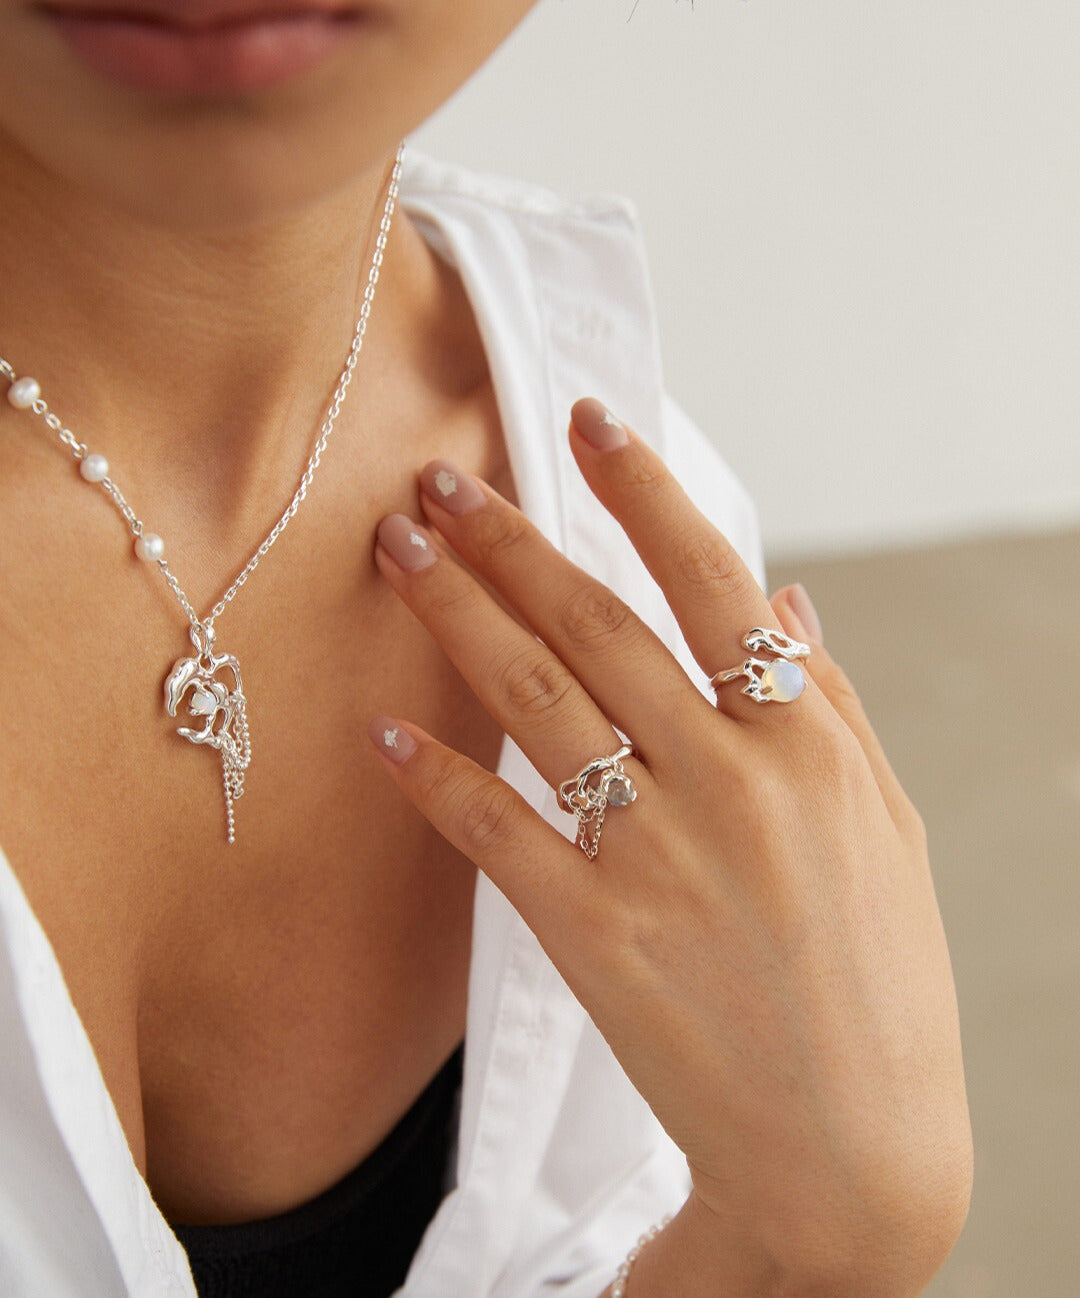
[164,621,251,844]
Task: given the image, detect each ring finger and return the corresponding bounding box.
[567,399,828,727]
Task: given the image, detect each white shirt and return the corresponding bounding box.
[0,144,766,1298]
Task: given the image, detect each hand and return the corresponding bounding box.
[368,398,973,1293]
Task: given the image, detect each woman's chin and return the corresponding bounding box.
[0,0,538,228]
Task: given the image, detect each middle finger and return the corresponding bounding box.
[416,458,718,752]
[373,512,649,790]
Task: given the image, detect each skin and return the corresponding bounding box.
[0,0,534,1226]
[0,1,973,1290]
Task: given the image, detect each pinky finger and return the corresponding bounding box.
[768,592,927,841]
[367,716,597,960]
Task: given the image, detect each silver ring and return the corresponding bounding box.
[558,742,636,860]
[710,627,811,705]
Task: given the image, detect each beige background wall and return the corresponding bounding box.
[768,529,1080,1298]
[413,5,1079,1295]
[413,0,1080,557]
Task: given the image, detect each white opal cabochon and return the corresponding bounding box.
[761,658,805,702]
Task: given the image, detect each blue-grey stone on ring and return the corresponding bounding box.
[605,772,637,806]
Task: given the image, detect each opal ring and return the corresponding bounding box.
[558,742,636,860]
[710,628,811,705]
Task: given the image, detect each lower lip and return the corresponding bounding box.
[40,8,366,95]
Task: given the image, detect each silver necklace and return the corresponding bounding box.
[1,140,407,845]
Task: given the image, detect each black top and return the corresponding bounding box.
[170,1040,464,1298]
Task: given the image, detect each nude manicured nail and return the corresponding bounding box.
[571,396,629,450]
[369,716,417,764]
[377,514,437,571]
[790,583,824,643]
[419,459,486,515]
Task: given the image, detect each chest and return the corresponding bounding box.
[0,406,515,1225]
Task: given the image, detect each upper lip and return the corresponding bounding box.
[37,0,366,25]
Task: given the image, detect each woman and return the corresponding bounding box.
[0,2,973,1296]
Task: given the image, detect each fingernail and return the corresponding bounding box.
[570,396,629,450]
[790,583,824,643]
[419,459,486,515]
[369,716,417,764]
[377,514,438,571]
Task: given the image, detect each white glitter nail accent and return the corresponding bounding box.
[409,531,429,549]
[434,470,458,497]
[383,727,399,749]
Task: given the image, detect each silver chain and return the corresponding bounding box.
[0,138,406,639]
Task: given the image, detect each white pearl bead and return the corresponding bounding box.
[79,453,109,482]
[135,532,165,562]
[7,377,41,409]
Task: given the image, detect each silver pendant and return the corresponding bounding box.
[164,621,251,844]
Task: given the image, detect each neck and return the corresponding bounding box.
[0,135,430,539]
